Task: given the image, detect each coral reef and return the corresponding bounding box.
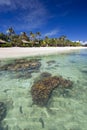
[31,74,73,106]
[0,59,41,71]
[0,58,41,79]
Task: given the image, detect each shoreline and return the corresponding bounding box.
[0,47,87,59]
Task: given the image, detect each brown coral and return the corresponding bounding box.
[0,59,41,79]
[0,59,41,71]
[31,74,73,106]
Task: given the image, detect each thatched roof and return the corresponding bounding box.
[0,39,6,43]
[22,39,30,43]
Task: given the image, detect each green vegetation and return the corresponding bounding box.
[0,27,81,47]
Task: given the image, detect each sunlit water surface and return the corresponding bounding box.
[0,49,87,130]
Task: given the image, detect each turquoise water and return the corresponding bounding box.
[0,49,87,130]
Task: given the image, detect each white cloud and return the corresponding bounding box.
[0,0,49,30]
[0,0,48,30]
[15,0,48,29]
[16,0,43,10]
[44,29,59,37]
[0,0,11,5]
[22,7,47,29]
[0,0,45,10]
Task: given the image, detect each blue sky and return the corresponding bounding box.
[0,0,87,41]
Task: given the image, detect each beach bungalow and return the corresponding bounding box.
[22,39,30,44]
[0,39,6,44]
[0,39,7,47]
[21,39,32,47]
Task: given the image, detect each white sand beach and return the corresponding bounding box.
[0,47,87,59]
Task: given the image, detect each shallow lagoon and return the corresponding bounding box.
[0,49,87,130]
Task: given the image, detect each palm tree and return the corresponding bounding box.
[6,27,16,42]
[20,32,29,41]
[36,32,41,41]
[44,36,49,46]
[59,35,67,41]
[30,31,35,41]
[59,35,67,46]
[7,27,15,36]
[40,39,46,47]
[0,33,8,41]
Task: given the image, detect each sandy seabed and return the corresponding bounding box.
[0,46,87,59]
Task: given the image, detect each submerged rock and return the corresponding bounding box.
[31,74,73,106]
[40,72,52,78]
[47,60,56,66]
[0,102,7,122]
